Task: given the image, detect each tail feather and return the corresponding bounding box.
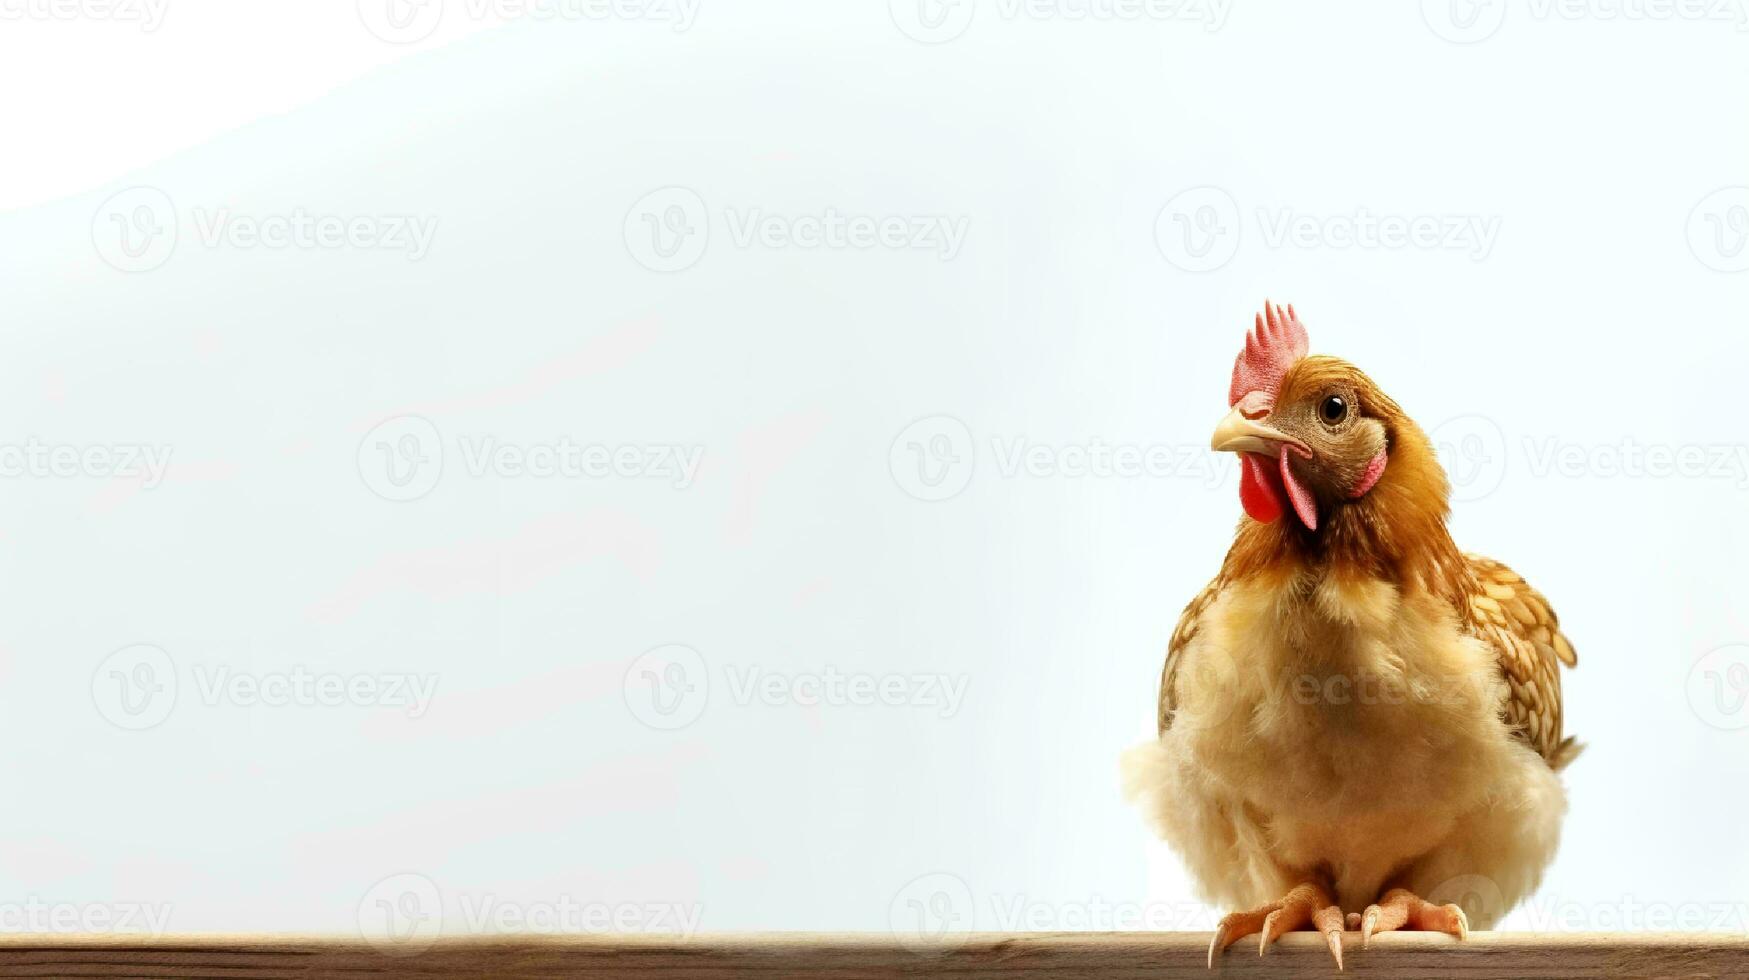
[1550,736,1584,771]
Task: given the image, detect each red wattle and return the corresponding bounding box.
[1280,450,1319,531]
[1239,454,1283,523]
[1350,449,1388,499]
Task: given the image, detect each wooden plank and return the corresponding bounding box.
[0,932,1741,979]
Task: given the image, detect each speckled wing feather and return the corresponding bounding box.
[1463,554,1579,766]
[1157,573,1228,734]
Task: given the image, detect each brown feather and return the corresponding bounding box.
[1464,554,1580,762]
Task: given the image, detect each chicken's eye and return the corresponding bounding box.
[1318,395,1349,425]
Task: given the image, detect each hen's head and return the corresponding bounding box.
[1212,303,1447,537]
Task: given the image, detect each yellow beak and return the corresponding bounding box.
[1211,406,1309,458]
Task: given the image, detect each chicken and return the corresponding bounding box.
[1122,303,1579,969]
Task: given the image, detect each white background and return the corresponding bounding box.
[1,0,1747,944]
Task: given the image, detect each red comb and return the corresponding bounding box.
[1228,301,1309,407]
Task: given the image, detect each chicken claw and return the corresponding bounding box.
[1207,882,1346,969]
[1359,887,1469,946]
